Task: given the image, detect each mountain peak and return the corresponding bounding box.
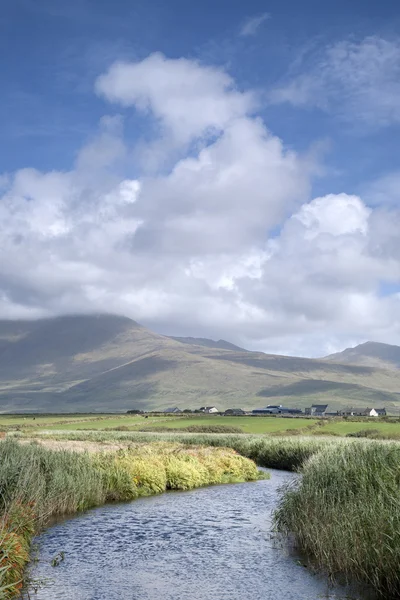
[324,341,400,370]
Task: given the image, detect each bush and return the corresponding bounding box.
[346,429,380,438]
[165,456,207,490]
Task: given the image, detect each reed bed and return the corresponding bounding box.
[19,430,336,471]
[23,430,400,597]
[275,440,400,598]
[0,439,262,597]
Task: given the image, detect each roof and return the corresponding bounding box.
[375,408,386,414]
[311,404,328,410]
[164,407,181,413]
[200,406,217,410]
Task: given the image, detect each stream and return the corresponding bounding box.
[27,469,370,600]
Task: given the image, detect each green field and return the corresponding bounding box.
[38,415,316,433]
[4,413,400,438]
[139,416,317,434]
[44,416,148,430]
[322,419,400,436]
[0,414,116,426]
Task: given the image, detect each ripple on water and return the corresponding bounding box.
[27,470,372,600]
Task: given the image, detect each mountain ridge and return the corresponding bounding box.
[324,341,400,371]
[0,314,399,412]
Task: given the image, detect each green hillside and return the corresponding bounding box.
[0,315,399,412]
[324,341,400,370]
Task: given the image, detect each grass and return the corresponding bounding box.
[274,439,400,598]
[322,419,400,437]
[6,413,400,439]
[137,416,317,434]
[39,415,318,434]
[42,416,147,430]
[22,428,400,597]
[0,414,116,427]
[21,430,334,471]
[0,438,262,597]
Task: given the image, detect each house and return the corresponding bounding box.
[163,407,181,413]
[363,408,379,417]
[339,407,386,417]
[253,405,303,415]
[375,408,387,416]
[199,406,219,414]
[305,404,328,417]
[224,408,245,416]
[338,407,357,417]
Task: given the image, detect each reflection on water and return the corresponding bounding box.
[27,470,371,600]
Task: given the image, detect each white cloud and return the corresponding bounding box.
[269,36,400,127]
[96,53,255,146]
[240,12,270,37]
[1,54,400,356]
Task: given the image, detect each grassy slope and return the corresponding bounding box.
[324,340,400,370]
[1,315,400,412]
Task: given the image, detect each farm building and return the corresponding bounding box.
[305,404,328,416]
[253,405,302,415]
[338,407,387,417]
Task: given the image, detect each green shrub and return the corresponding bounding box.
[165,456,207,490]
[346,429,381,438]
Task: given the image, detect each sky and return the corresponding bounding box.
[1,0,400,357]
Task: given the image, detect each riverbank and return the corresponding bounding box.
[275,439,400,599]
[27,468,364,600]
[0,439,262,598]
[18,430,400,598]
[14,430,335,471]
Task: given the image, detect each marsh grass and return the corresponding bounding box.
[0,438,262,597]
[24,430,334,471]
[274,440,400,598]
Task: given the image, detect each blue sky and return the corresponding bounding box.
[1,0,400,355]
[2,0,400,183]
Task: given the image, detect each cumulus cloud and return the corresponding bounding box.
[269,36,400,127]
[1,53,400,355]
[240,12,270,37]
[96,53,255,146]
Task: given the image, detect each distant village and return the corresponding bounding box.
[129,404,387,417]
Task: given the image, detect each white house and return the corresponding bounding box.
[199,406,219,414]
[339,407,386,417]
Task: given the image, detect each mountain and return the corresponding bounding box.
[169,336,247,352]
[324,341,400,371]
[0,315,400,413]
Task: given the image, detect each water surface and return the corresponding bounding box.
[28,470,368,600]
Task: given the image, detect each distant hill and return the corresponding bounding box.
[0,315,400,413]
[169,336,247,352]
[324,341,400,371]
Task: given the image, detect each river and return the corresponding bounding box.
[27,469,370,600]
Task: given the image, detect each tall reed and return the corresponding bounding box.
[22,430,334,471]
[275,440,400,598]
[0,438,262,597]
